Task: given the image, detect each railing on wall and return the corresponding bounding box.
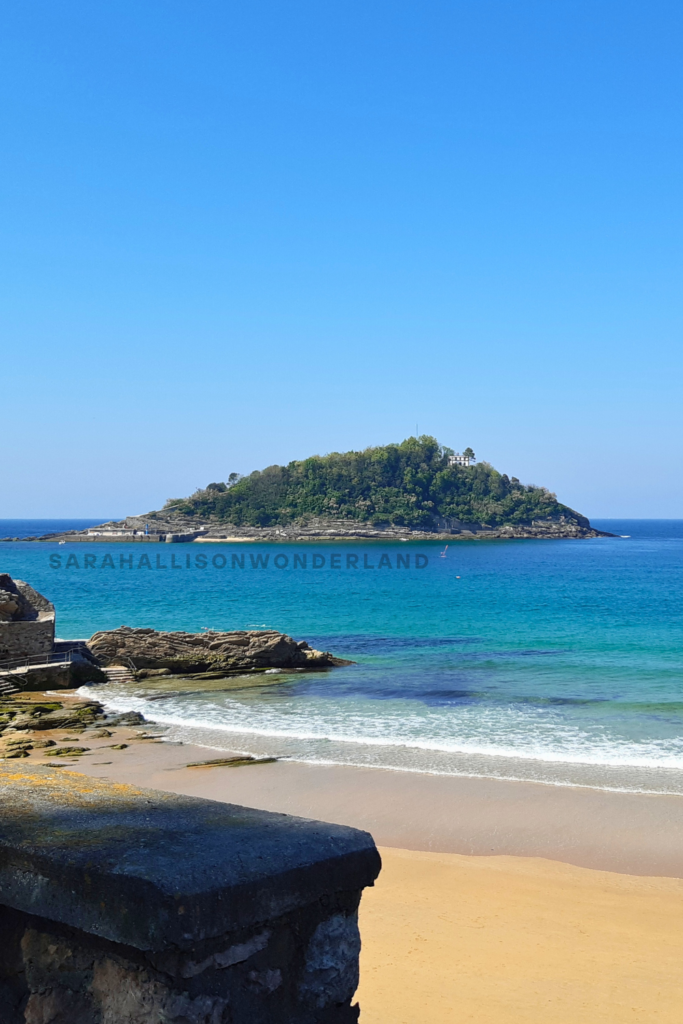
[0,650,77,673]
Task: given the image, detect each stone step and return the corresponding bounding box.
[104,666,135,685]
[0,676,20,696]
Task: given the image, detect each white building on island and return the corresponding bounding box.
[448,452,475,468]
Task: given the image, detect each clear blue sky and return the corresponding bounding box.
[2,1,682,519]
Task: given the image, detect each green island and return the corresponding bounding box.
[156,436,600,539]
[20,437,608,542]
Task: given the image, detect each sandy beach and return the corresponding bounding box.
[5,691,683,1023]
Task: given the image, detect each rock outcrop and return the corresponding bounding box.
[0,696,107,743]
[87,627,351,674]
[0,575,54,624]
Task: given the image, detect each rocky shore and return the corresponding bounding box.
[184,514,609,541]
[0,623,350,765]
[11,512,612,543]
[0,691,144,760]
[0,622,352,765]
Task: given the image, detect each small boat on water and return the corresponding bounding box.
[439,545,449,558]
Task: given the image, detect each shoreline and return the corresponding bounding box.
[8,689,681,878]
[6,531,610,543]
[82,683,683,799]
[6,690,683,1021]
[5,523,613,544]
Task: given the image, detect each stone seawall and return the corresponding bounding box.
[0,619,55,661]
[0,765,381,1024]
[0,576,56,661]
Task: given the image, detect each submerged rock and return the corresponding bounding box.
[184,755,278,768]
[104,711,146,726]
[87,626,351,674]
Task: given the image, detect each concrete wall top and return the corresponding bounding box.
[0,765,380,952]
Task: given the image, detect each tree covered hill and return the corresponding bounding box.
[163,437,589,531]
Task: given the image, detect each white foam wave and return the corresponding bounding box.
[81,684,683,789]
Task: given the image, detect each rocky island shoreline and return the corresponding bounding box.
[19,511,611,544]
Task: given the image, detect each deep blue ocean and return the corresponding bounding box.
[2,519,683,793]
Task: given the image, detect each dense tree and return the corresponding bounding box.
[163,437,586,529]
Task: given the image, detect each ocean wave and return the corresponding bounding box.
[81,683,683,791]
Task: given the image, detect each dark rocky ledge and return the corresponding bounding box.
[87,626,351,675]
[8,512,614,542]
[0,764,380,1023]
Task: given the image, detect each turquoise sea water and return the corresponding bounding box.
[0,519,114,539]
[2,520,683,793]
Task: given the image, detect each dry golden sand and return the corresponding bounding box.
[7,691,683,1023]
[358,847,683,1024]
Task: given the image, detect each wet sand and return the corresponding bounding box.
[67,725,683,877]
[5,692,683,1022]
